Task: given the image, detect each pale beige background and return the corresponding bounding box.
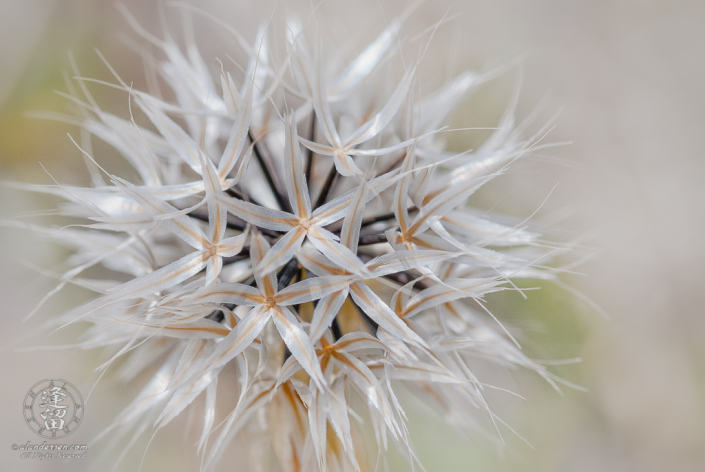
[0,1,703,471]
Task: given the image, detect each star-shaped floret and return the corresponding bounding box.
[104,169,248,302]
[191,229,355,389]
[297,44,422,176]
[216,114,383,277]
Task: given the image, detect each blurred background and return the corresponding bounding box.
[0,0,703,471]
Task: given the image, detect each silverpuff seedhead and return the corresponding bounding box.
[7,2,583,471]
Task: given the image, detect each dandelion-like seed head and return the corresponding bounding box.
[10,4,576,471]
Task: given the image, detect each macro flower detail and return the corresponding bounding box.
[5,5,577,472]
